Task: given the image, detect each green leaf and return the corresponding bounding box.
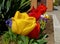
[8,27,17,41]
[25,37,29,44]
[6,0,12,12]
[29,39,34,44]
[42,34,48,39]
[40,20,46,31]
[32,42,38,44]
[20,0,26,5]
[17,40,23,44]
[19,1,30,9]
[1,0,5,9]
[20,36,29,44]
[2,27,17,44]
[21,1,30,9]
[2,32,10,44]
[37,39,47,44]
[0,5,1,13]
[37,34,48,44]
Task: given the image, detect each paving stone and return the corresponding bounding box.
[47,6,60,44]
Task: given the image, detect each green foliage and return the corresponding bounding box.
[0,0,48,44]
[53,2,59,6]
[0,0,30,34]
[0,0,30,20]
[53,0,60,6]
[2,27,47,44]
[40,20,46,31]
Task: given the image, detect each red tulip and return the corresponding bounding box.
[27,22,40,39]
[28,7,41,20]
[28,4,47,20]
[36,4,47,14]
[27,4,47,39]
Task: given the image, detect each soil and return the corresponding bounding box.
[43,15,54,44]
[0,15,54,44]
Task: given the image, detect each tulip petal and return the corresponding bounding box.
[11,11,36,36]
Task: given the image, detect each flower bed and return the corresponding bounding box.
[0,15,54,44]
[0,0,54,44]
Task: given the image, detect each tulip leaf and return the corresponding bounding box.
[25,37,29,44]
[6,0,12,12]
[32,42,38,44]
[17,40,23,44]
[2,32,10,44]
[1,0,5,11]
[8,27,17,41]
[20,1,30,9]
[0,6,1,13]
[37,34,48,44]
[29,39,34,44]
[21,1,30,9]
[37,39,47,44]
[20,35,29,44]
[20,0,26,5]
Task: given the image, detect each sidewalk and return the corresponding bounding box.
[48,6,60,22]
[47,6,60,44]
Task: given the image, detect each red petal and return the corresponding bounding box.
[28,4,47,20]
[36,3,47,14]
[27,22,40,39]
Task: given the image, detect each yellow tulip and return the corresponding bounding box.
[11,11,36,35]
[13,11,29,19]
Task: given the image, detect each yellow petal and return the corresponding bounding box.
[14,11,21,19]
[21,23,36,35]
[12,11,36,35]
[12,19,18,33]
[14,11,29,19]
[21,17,36,35]
[21,12,29,19]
